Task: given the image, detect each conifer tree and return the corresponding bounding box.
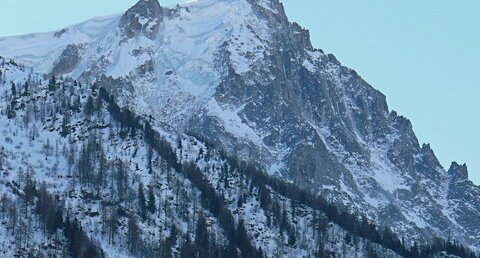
[11,82,16,96]
[138,183,147,220]
[127,215,141,254]
[147,186,156,214]
[48,75,56,91]
[84,96,95,116]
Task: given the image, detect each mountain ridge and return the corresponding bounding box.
[0,0,479,256]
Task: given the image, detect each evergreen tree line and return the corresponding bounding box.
[217,154,479,258]
[7,80,235,257]
[99,87,264,258]
[2,73,384,257]
[21,179,105,257]
[99,85,478,258]
[1,74,477,257]
[0,79,110,257]
[63,216,105,258]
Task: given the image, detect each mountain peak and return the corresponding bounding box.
[448,162,469,182]
[119,0,163,39]
[1,0,480,253]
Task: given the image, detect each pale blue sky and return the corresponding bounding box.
[1,0,478,184]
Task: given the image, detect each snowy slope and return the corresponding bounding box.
[0,0,270,129]
[0,14,119,75]
[0,56,418,258]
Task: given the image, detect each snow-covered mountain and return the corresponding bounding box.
[0,55,414,258]
[0,0,479,257]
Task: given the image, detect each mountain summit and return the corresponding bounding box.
[0,0,478,257]
[449,162,469,182]
[120,0,164,39]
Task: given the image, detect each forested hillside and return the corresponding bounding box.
[0,56,477,257]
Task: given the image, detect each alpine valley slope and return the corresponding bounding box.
[0,0,479,254]
[0,56,424,257]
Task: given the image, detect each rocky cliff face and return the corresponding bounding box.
[0,0,478,251]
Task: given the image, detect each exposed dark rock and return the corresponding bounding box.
[119,0,163,40]
[54,28,69,38]
[52,44,82,76]
[448,162,469,182]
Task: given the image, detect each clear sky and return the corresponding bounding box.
[1,0,478,184]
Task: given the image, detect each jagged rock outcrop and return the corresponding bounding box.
[52,44,83,75]
[119,0,164,39]
[449,162,469,182]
